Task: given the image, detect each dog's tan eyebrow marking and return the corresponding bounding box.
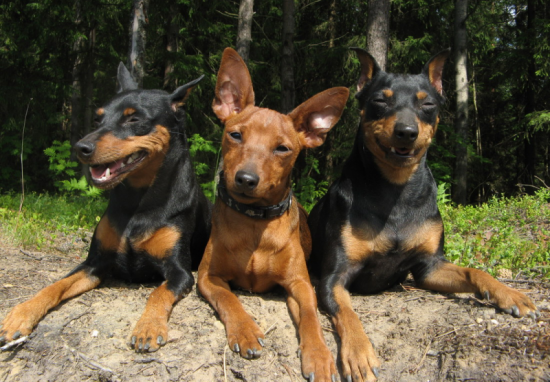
[382,89,393,98]
[124,108,136,116]
[416,91,428,100]
[96,108,105,116]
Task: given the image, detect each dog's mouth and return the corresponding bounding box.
[377,140,416,159]
[89,151,147,187]
[389,146,415,158]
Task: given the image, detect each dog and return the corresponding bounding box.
[307,48,539,382]
[0,63,212,353]
[197,48,349,382]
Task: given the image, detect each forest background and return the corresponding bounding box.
[0,0,549,207]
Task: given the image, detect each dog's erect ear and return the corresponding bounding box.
[289,87,349,149]
[422,48,450,95]
[351,47,381,93]
[170,75,205,112]
[212,48,255,122]
[116,62,138,93]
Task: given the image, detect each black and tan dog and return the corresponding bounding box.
[307,49,539,381]
[0,63,211,353]
[198,48,349,382]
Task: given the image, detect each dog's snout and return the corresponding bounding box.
[75,140,96,158]
[235,170,259,192]
[394,124,418,142]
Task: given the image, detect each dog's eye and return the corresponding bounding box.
[229,132,242,141]
[372,98,387,107]
[127,116,140,123]
[274,145,290,153]
[421,102,436,110]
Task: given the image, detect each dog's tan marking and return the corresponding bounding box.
[96,108,105,116]
[416,91,428,100]
[124,108,136,116]
[382,89,393,98]
[95,216,121,252]
[133,226,180,259]
[402,219,443,254]
[341,223,392,263]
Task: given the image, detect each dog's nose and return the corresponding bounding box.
[394,124,418,142]
[235,170,259,192]
[75,141,96,158]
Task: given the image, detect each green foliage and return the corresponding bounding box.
[188,133,219,202]
[44,140,102,198]
[0,192,106,250]
[440,189,550,279]
[294,155,329,212]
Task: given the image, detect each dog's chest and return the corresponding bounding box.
[342,209,443,262]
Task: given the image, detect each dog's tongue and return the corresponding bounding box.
[90,159,124,180]
[395,147,410,155]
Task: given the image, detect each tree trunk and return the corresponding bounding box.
[127,0,149,88]
[366,0,390,71]
[281,0,295,114]
[523,0,536,189]
[70,0,85,162]
[453,0,469,205]
[236,0,254,65]
[163,2,178,89]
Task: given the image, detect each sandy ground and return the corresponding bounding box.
[0,231,549,382]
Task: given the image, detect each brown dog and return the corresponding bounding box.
[198,48,349,382]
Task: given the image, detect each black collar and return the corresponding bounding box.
[216,172,293,219]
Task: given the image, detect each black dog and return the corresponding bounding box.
[0,63,211,353]
[307,49,539,382]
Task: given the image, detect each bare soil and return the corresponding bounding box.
[1,231,549,382]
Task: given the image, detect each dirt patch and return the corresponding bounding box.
[1,234,549,382]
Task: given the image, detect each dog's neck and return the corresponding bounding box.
[216,172,293,219]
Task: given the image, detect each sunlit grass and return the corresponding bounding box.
[0,192,106,250]
[440,188,550,279]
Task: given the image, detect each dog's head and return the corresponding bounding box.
[212,48,349,206]
[75,63,203,189]
[352,48,450,184]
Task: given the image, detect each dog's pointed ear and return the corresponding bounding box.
[116,62,138,93]
[170,75,204,112]
[212,48,255,122]
[289,87,349,149]
[422,48,450,95]
[351,47,381,93]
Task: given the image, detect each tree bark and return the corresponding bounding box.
[366,0,390,71]
[163,2,178,89]
[281,0,295,114]
[127,0,149,88]
[453,0,469,205]
[70,0,85,162]
[236,0,254,65]
[523,0,536,189]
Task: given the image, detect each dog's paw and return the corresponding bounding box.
[130,317,169,353]
[226,318,265,359]
[300,343,337,382]
[481,285,539,319]
[0,302,40,344]
[340,332,380,382]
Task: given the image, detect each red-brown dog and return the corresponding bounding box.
[198,48,349,382]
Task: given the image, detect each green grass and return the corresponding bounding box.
[440,188,550,279]
[0,192,107,250]
[0,189,548,279]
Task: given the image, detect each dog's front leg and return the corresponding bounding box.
[417,261,539,318]
[198,245,265,359]
[130,278,187,352]
[318,280,380,382]
[285,276,337,382]
[1,266,100,344]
